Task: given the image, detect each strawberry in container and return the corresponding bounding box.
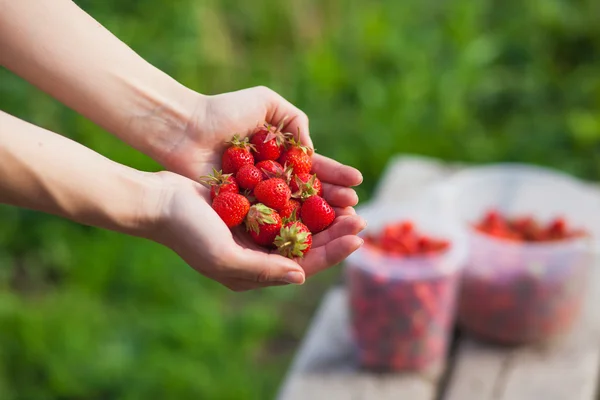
[346,205,466,372]
[445,164,600,345]
[458,210,591,344]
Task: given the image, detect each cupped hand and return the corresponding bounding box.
[151,86,366,290]
[163,86,363,202]
[152,171,366,291]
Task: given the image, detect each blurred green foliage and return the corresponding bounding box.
[0,0,599,398]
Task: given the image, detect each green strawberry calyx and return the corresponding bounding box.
[245,203,278,234]
[198,168,233,189]
[286,134,312,155]
[227,134,257,152]
[260,162,293,183]
[291,174,319,200]
[260,116,292,147]
[275,223,310,258]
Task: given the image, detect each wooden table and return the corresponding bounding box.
[277,156,600,400]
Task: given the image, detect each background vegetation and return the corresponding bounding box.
[0,0,598,398]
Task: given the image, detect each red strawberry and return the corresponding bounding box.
[254,178,291,212]
[512,216,542,241]
[278,137,312,175]
[300,195,335,233]
[255,160,282,179]
[255,160,292,182]
[212,192,250,228]
[365,220,450,256]
[245,204,283,246]
[275,221,313,258]
[236,164,263,190]
[222,134,256,174]
[199,168,239,200]
[290,173,323,200]
[250,121,290,162]
[279,199,301,220]
[381,222,418,254]
[417,236,431,252]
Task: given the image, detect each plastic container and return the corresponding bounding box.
[445,164,599,344]
[346,202,466,371]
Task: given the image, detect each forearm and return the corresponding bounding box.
[0,0,197,164]
[0,111,163,237]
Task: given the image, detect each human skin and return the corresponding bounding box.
[0,0,365,291]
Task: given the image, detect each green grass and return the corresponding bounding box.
[1,0,599,398]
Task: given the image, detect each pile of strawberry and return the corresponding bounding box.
[364,221,450,256]
[201,122,335,258]
[474,210,587,242]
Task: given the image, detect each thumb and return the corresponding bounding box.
[234,250,306,285]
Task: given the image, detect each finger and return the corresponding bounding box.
[299,235,364,277]
[312,154,363,187]
[322,183,359,207]
[312,215,367,248]
[333,206,356,216]
[230,249,306,285]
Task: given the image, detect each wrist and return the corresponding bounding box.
[114,169,173,240]
[123,78,206,168]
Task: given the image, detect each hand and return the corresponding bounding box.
[145,86,366,289]
[160,87,363,213]
[152,171,366,291]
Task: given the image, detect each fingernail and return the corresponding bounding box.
[283,271,305,285]
[355,170,364,185]
[360,218,368,229]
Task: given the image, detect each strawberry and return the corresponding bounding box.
[254,178,291,212]
[279,199,301,220]
[245,204,282,246]
[199,168,239,200]
[546,217,566,240]
[365,220,450,256]
[222,134,256,174]
[278,137,312,175]
[255,160,292,182]
[299,195,335,233]
[275,221,313,258]
[212,192,250,228]
[250,121,290,162]
[474,210,587,242]
[236,164,263,190]
[382,224,418,255]
[255,160,282,179]
[290,173,323,200]
[512,216,542,241]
